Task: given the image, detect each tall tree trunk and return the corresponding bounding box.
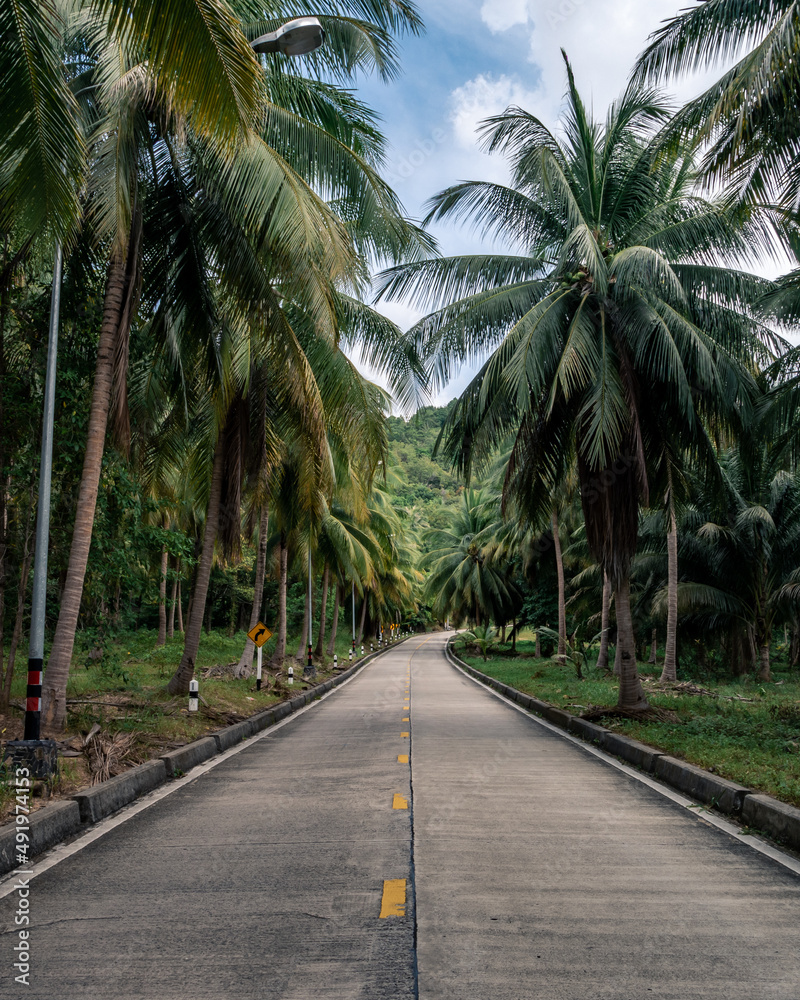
[746,623,758,670]
[613,642,621,676]
[755,619,772,681]
[511,616,517,653]
[326,584,340,656]
[314,563,330,658]
[661,503,679,682]
[357,594,367,645]
[271,531,288,666]
[235,503,269,677]
[552,509,566,661]
[0,240,8,707]
[295,587,310,661]
[1,500,33,710]
[42,249,129,730]
[176,578,184,633]
[791,625,799,668]
[535,629,541,659]
[167,564,177,640]
[597,572,611,672]
[615,577,648,711]
[156,533,169,646]
[167,436,225,695]
[649,628,657,664]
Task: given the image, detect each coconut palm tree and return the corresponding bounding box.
[40,1,430,723]
[659,445,800,681]
[423,488,519,628]
[378,56,781,711]
[633,0,800,206]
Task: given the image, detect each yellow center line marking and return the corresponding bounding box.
[402,716,409,721]
[397,754,408,763]
[392,793,408,809]
[401,731,409,737]
[380,879,406,918]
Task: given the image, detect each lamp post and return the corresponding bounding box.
[5,243,64,779]
[8,17,326,775]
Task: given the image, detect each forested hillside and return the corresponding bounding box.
[386,403,463,535]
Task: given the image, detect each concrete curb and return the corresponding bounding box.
[0,800,82,874]
[742,795,800,850]
[72,760,168,825]
[161,737,218,778]
[446,641,800,850]
[0,635,418,874]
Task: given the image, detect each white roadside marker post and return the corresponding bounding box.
[333,654,338,670]
[361,644,364,656]
[288,665,294,685]
[189,679,199,713]
[256,645,263,692]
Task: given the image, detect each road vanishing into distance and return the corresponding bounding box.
[1,633,799,999]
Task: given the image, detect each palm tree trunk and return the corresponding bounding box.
[177,578,184,633]
[167,436,225,695]
[314,563,330,658]
[357,595,367,645]
[597,572,611,671]
[661,505,679,682]
[271,532,288,665]
[755,618,772,681]
[42,249,128,729]
[156,540,169,646]
[167,564,177,640]
[235,503,269,677]
[615,577,649,711]
[535,630,541,659]
[552,509,567,661]
[648,628,657,664]
[327,584,340,655]
[295,590,310,661]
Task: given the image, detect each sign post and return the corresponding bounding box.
[247,622,273,691]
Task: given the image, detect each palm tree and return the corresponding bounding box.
[423,488,519,628]
[379,55,780,711]
[663,445,800,681]
[0,0,84,241]
[41,1,429,722]
[633,0,800,207]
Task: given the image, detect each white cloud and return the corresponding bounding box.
[450,73,541,149]
[476,0,736,128]
[479,0,528,33]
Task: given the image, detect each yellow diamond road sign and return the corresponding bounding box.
[248,622,273,647]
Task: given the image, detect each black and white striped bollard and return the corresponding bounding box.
[189,678,199,712]
[288,665,294,686]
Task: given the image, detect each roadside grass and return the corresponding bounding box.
[0,626,384,819]
[452,637,800,808]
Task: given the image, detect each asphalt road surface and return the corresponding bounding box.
[1,633,798,999]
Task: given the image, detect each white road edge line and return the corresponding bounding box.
[0,659,375,898]
[448,649,800,878]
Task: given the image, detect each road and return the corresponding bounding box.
[1,633,798,999]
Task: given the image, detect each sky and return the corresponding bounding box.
[344,0,770,407]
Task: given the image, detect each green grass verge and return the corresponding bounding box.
[452,638,800,808]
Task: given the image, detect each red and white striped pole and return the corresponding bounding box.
[22,663,42,741]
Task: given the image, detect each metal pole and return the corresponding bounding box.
[306,549,313,675]
[24,242,62,742]
[352,581,356,657]
[256,645,262,691]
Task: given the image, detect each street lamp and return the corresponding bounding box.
[252,17,325,56]
[7,16,326,776]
